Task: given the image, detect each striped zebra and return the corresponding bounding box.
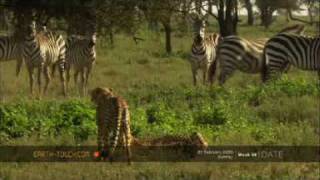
[261,33,320,82]
[64,33,96,95]
[0,35,23,76]
[209,24,305,85]
[22,21,66,96]
[189,14,220,86]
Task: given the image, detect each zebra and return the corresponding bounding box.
[209,24,306,85]
[261,33,320,82]
[21,21,66,96]
[0,36,23,76]
[189,14,220,86]
[64,33,96,95]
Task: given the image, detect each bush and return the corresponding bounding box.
[193,104,227,126]
[0,100,96,141]
[0,103,30,138]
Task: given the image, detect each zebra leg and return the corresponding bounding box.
[203,70,207,85]
[65,64,71,91]
[74,70,79,87]
[84,65,92,95]
[192,68,198,86]
[37,65,43,97]
[51,64,56,78]
[191,63,198,86]
[16,57,23,77]
[43,66,51,95]
[208,60,218,85]
[27,66,34,96]
[58,65,67,97]
[80,69,85,96]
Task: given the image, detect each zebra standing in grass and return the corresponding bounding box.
[21,20,66,96]
[209,24,305,85]
[189,14,220,86]
[261,33,320,82]
[0,36,23,76]
[64,33,96,95]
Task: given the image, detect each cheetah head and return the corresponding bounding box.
[90,87,114,104]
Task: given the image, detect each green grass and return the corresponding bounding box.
[0,16,319,179]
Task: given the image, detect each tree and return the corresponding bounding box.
[217,0,239,36]
[138,0,182,54]
[303,0,320,24]
[256,0,277,28]
[197,0,239,36]
[95,0,142,47]
[256,0,313,28]
[243,0,254,25]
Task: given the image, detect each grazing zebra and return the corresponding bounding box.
[209,24,306,85]
[261,33,320,82]
[189,15,220,86]
[22,21,66,96]
[64,33,96,95]
[0,36,23,76]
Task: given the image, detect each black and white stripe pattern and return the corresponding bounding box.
[189,17,220,85]
[0,36,23,76]
[22,21,66,96]
[210,24,306,85]
[65,33,96,95]
[213,36,267,85]
[262,33,320,82]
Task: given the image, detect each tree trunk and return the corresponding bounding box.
[244,0,254,25]
[286,10,290,22]
[207,0,213,15]
[307,7,314,24]
[0,8,9,31]
[218,0,238,37]
[162,22,172,54]
[260,7,275,29]
[195,0,203,15]
[306,0,315,24]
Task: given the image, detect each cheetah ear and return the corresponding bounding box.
[109,88,113,92]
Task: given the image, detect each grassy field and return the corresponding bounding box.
[0,16,319,179]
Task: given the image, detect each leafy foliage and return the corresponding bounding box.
[0,78,318,146]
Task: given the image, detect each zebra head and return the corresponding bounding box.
[88,33,97,48]
[24,21,37,41]
[191,12,208,40]
[36,24,48,34]
[193,18,206,40]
